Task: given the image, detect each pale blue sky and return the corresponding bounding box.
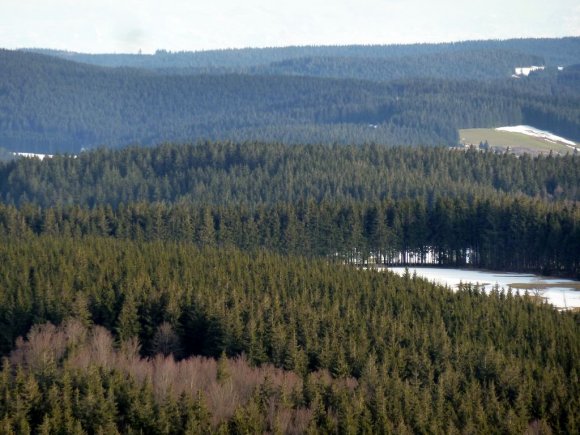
[1,0,578,53]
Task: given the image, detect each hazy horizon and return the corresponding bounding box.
[1,0,578,54]
[11,35,580,56]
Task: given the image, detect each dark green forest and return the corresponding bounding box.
[3,37,580,154]
[1,37,579,434]
[0,143,578,276]
[1,143,578,206]
[0,140,578,432]
[0,195,578,275]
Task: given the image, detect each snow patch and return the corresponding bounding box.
[514,66,545,76]
[13,152,53,161]
[495,125,577,147]
[387,267,580,309]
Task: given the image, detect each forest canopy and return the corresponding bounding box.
[1,37,579,433]
[2,37,580,153]
[0,237,578,433]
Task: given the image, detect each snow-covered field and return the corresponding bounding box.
[386,267,580,309]
[496,125,577,148]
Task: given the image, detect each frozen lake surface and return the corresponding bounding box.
[387,267,580,309]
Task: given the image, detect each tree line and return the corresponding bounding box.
[29,37,580,72]
[0,195,577,276]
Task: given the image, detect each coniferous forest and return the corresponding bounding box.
[0,142,579,433]
[0,38,579,434]
[2,38,580,154]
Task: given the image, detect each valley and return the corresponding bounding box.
[0,36,578,433]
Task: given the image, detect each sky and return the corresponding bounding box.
[1,0,578,53]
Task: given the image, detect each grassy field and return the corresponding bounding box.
[459,128,577,155]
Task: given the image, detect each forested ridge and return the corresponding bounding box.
[1,37,579,433]
[2,38,580,154]
[1,143,578,206]
[29,37,580,71]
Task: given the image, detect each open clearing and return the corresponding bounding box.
[386,267,580,309]
[459,127,578,155]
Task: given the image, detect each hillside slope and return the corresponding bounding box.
[1,49,579,153]
[28,37,580,73]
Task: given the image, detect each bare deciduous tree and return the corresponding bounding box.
[151,322,181,357]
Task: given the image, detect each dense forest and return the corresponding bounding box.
[1,143,578,206]
[1,37,579,433]
[0,195,577,275]
[0,238,578,433]
[0,140,578,432]
[0,143,579,276]
[3,37,580,153]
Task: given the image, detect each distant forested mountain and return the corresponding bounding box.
[1,38,579,434]
[1,46,579,154]
[28,37,580,71]
[60,50,546,82]
[245,50,544,82]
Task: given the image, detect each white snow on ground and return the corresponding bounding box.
[386,267,580,309]
[13,152,53,160]
[514,66,544,76]
[495,125,577,147]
